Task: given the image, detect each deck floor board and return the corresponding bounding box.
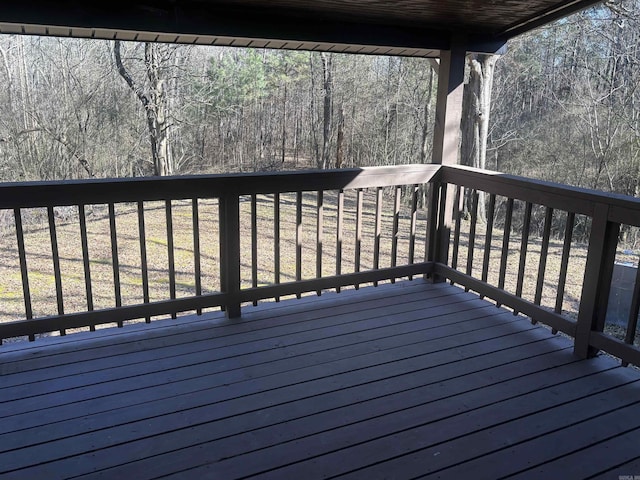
[1,280,639,479]
[1,281,445,376]
[2,307,525,413]
[0,291,488,394]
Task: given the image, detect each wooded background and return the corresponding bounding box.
[0,0,637,200]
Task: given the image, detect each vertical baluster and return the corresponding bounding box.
[554,214,574,305]
[481,193,496,286]
[533,207,554,316]
[408,184,419,280]
[623,258,640,366]
[14,208,33,340]
[336,190,344,293]
[497,197,514,307]
[316,190,324,296]
[391,186,401,284]
[465,190,479,291]
[498,198,514,290]
[251,194,258,306]
[424,183,434,266]
[274,193,281,302]
[554,212,575,333]
[296,191,302,299]
[192,198,202,315]
[355,188,363,290]
[78,204,94,330]
[108,203,122,326]
[514,202,533,313]
[373,187,383,287]
[137,201,150,323]
[47,206,65,335]
[166,200,176,319]
[450,185,463,284]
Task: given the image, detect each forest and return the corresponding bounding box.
[0,0,638,200]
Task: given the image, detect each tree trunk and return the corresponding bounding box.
[461,53,499,220]
[114,41,174,176]
[420,65,435,164]
[418,64,437,207]
[336,106,345,168]
[281,83,287,165]
[320,52,333,169]
[309,54,320,168]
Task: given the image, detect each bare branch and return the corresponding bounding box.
[114,40,150,109]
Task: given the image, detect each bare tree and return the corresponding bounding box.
[320,52,334,169]
[419,64,436,164]
[114,40,174,176]
[461,54,499,172]
[461,53,499,219]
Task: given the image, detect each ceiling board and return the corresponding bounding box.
[0,0,602,56]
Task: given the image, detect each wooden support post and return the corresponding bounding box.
[431,43,466,168]
[575,203,619,358]
[219,193,241,318]
[427,40,466,281]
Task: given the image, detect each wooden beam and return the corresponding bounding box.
[575,203,620,358]
[434,264,576,337]
[439,164,616,217]
[0,292,228,339]
[431,41,466,167]
[428,58,439,75]
[0,164,440,209]
[500,0,603,38]
[0,1,452,53]
[219,194,241,318]
[428,41,466,277]
[239,263,434,304]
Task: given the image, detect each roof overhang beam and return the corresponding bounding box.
[500,0,603,37]
[0,1,509,57]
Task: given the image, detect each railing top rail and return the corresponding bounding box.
[441,165,640,225]
[5,161,638,221]
[0,164,440,209]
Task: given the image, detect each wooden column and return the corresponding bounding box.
[428,41,466,279]
[219,193,241,318]
[574,203,619,358]
[432,43,466,167]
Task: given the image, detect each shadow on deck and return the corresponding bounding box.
[1,280,640,479]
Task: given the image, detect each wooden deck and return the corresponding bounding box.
[1,280,640,479]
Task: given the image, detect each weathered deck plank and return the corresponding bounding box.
[0,284,466,383]
[0,278,412,357]
[1,280,639,480]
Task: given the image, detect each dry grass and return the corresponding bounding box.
[1,191,639,348]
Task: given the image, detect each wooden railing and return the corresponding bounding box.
[432,164,640,367]
[0,165,438,341]
[1,163,640,367]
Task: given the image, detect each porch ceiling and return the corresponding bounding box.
[0,0,602,57]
